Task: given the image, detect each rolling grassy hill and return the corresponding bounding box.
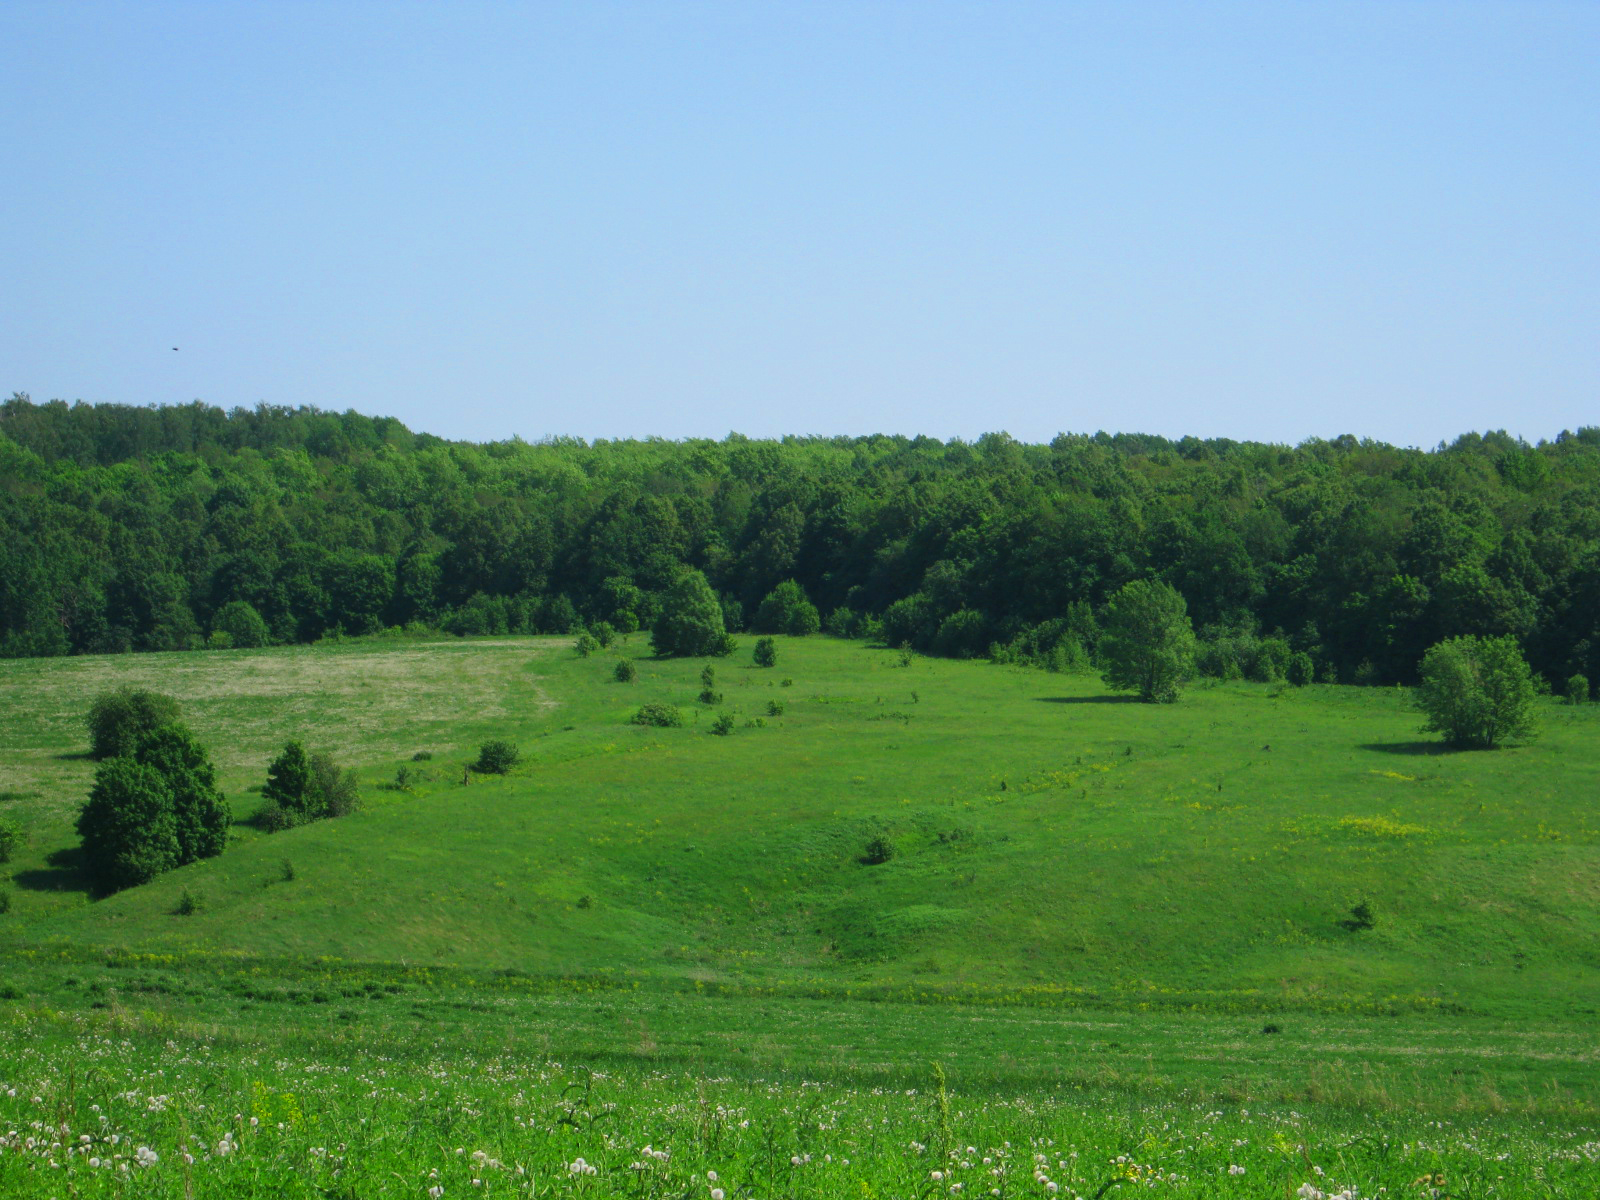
[3,635,1596,1021]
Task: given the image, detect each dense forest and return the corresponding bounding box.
[4,393,1600,688]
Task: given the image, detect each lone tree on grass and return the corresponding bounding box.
[651,569,734,658]
[1098,579,1196,703]
[1416,635,1539,749]
[261,742,361,827]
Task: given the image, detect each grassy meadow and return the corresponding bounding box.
[2,635,1598,1195]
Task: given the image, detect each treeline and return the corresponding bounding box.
[4,393,1600,687]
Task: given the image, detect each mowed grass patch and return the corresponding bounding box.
[3,636,1599,1023]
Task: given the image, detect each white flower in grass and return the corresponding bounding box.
[134,1145,159,1168]
[1229,1164,1246,1175]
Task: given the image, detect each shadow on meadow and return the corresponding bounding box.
[1358,741,1459,756]
[51,751,94,762]
[13,846,89,894]
[1032,695,1142,705]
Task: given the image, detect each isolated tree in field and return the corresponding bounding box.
[753,637,778,668]
[651,569,733,658]
[77,758,181,892]
[132,724,230,861]
[1098,580,1196,703]
[86,687,181,760]
[213,600,270,648]
[1416,635,1539,748]
[308,751,361,815]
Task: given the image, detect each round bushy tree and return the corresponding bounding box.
[614,657,638,682]
[77,758,180,892]
[474,740,520,774]
[753,637,778,668]
[1098,580,1196,703]
[754,580,821,637]
[86,687,181,760]
[133,724,230,862]
[1417,635,1539,749]
[213,600,270,648]
[651,570,733,658]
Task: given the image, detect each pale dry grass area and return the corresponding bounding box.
[0,638,561,825]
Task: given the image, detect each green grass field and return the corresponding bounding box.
[2,636,1598,1195]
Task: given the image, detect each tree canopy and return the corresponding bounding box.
[1098,580,1197,703]
[1416,635,1540,749]
[5,395,1600,691]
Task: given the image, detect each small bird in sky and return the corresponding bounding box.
[172,347,179,351]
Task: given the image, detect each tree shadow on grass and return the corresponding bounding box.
[1034,695,1142,705]
[52,751,94,762]
[1358,741,1458,756]
[13,845,89,893]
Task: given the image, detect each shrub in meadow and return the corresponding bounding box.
[632,703,683,728]
[753,637,778,668]
[1099,579,1196,703]
[0,816,19,864]
[1565,673,1589,705]
[652,569,735,658]
[1287,651,1316,686]
[710,712,736,736]
[175,887,202,916]
[474,741,520,775]
[77,758,180,892]
[767,699,785,717]
[862,835,895,865]
[574,632,599,657]
[591,621,616,648]
[614,657,638,683]
[86,687,181,760]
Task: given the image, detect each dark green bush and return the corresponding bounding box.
[710,713,735,736]
[1286,652,1315,687]
[86,687,181,761]
[861,835,895,865]
[767,699,785,717]
[1566,673,1590,705]
[591,621,616,648]
[0,816,19,864]
[411,750,433,761]
[632,703,683,728]
[614,658,638,683]
[474,740,520,775]
[574,633,599,658]
[175,887,202,916]
[753,637,778,668]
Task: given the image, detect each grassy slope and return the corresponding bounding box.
[2,635,1598,1020]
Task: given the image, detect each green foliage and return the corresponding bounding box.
[652,570,734,658]
[310,752,362,816]
[263,741,313,820]
[175,887,202,916]
[614,657,638,683]
[754,635,778,667]
[699,663,717,689]
[131,724,230,861]
[632,702,683,728]
[709,712,735,736]
[0,816,19,864]
[86,687,181,760]
[861,835,895,865]
[1565,673,1589,705]
[1099,580,1196,702]
[591,621,616,648]
[213,600,270,648]
[1287,651,1316,687]
[754,580,821,637]
[767,699,785,717]
[473,740,520,775]
[77,758,180,892]
[1417,635,1540,749]
[574,632,599,657]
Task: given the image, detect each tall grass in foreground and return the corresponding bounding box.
[2,1013,1596,1199]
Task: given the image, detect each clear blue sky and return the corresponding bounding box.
[3,2,1595,447]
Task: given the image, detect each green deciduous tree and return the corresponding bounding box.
[1098,580,1196,703]
[213,599,270,648]
[753,580,821,637]
[132,724,230,861]
[1416,635,1540,749]
[651,570,733,658]
[753,637,778,668]
[86,687,181,760]
[77,758,180,892]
